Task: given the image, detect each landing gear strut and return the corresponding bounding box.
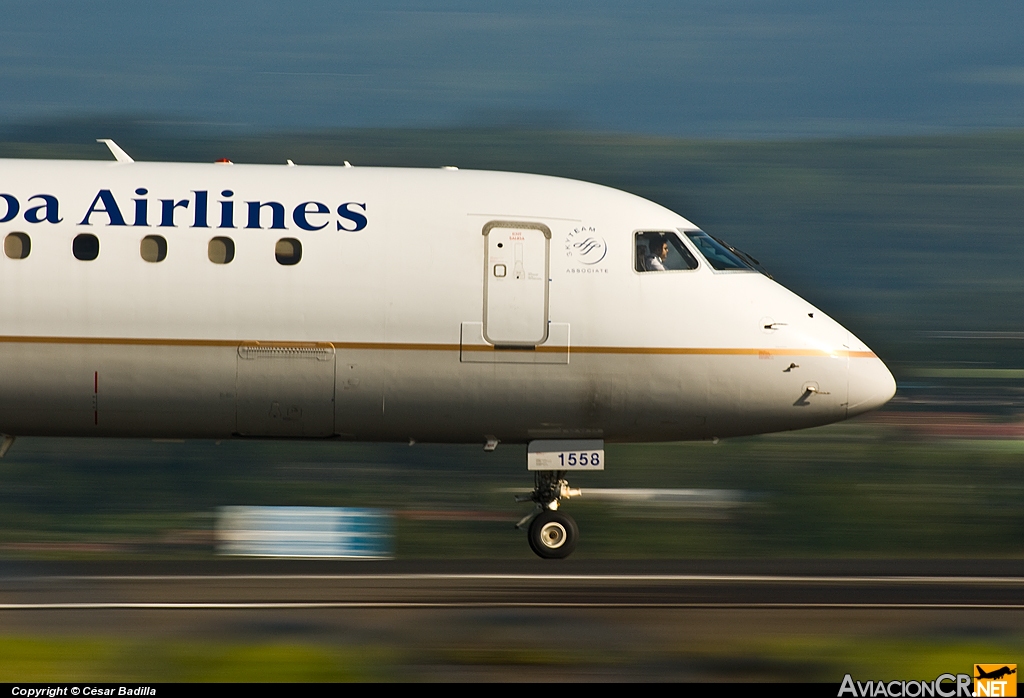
[516,470,580,559]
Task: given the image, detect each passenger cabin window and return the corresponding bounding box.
[140,235,167,263]
[4,232,30,259]
[73,233,99,261]
[634,232,698,272]
[683,231,752,271]
[275,238,301,265]
[208,237,235,264]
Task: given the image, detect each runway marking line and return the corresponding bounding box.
[8,574,1024,585]
[1,602,1023,611]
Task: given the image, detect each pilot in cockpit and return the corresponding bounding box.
[636,231,699,273]
[646,238,669,271]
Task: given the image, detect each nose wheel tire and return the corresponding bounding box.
[528,511,578,559]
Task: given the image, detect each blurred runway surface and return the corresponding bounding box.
[2,560,1022,608]
[2,560,1021,681]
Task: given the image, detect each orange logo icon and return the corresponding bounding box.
[975,665,1017,697]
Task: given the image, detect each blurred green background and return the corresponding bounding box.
[2,125,1023,681]
[2,123,1022,560]
[1,423,1022,561]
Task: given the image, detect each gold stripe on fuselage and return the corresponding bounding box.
[0,335,877,359]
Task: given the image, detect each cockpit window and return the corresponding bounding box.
[683,230,753,271]
[634,231,698,273]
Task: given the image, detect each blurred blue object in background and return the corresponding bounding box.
[216,505,392,558]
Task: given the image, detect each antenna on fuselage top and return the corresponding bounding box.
[97,139,134,163]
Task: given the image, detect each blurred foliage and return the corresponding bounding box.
[1,123,1023,559]
[2,124,1022,682]
[1,631,1020,681]
[0,637,389,682]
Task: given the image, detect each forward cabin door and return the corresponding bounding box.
[235,343,336,437]
[482,221,551,346]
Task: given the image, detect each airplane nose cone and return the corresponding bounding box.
[847,355,897,418]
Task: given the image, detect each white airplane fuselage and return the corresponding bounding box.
[0,158,896,444]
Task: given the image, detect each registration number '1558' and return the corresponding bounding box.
[527,440,605,471]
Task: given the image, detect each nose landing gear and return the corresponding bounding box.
[516,470,581,559]
[527,510,579,559]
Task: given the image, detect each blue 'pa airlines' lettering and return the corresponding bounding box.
[0,189,369,231]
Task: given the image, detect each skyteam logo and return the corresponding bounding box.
[565,225,608,266]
